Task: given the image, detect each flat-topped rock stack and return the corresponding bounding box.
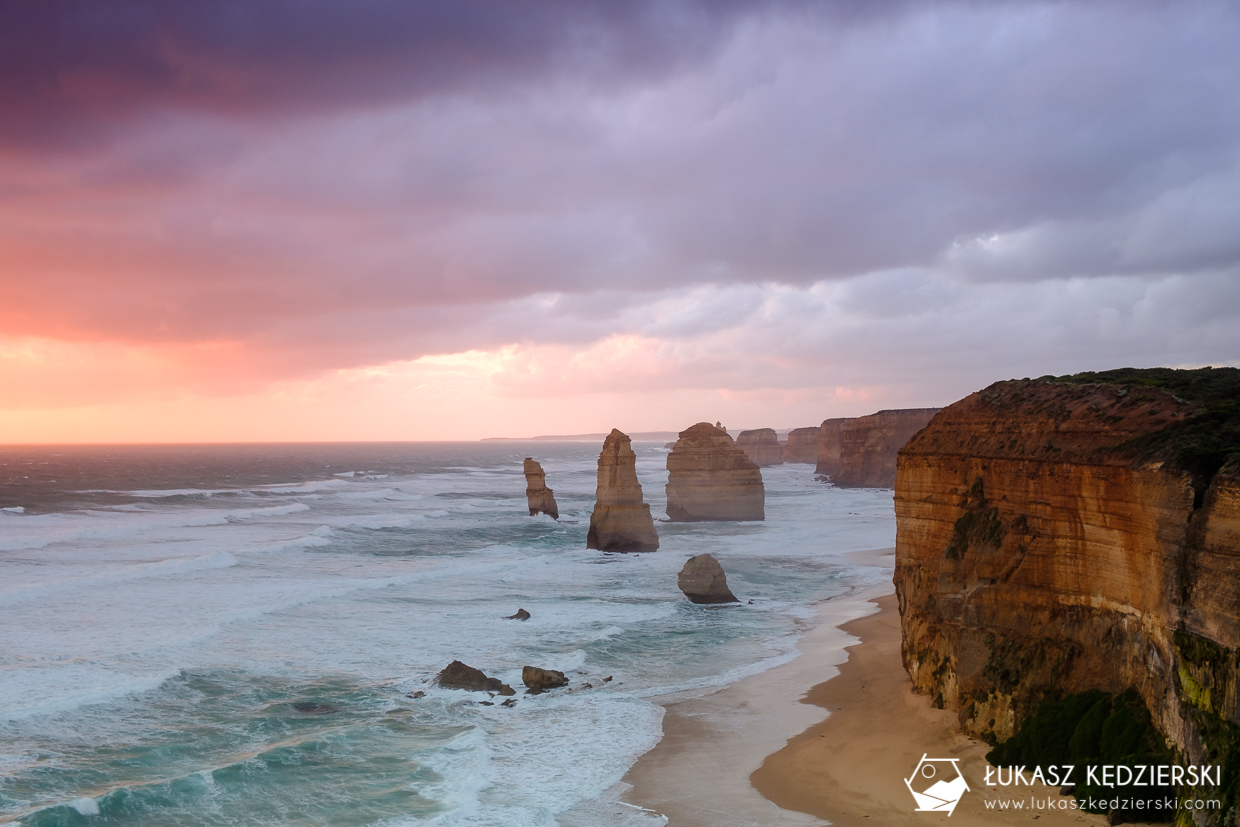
[665,422,764,521]
[783,427,819,463]
[522,458,558,519]
[735,428,783,467]
[586,429,660,552]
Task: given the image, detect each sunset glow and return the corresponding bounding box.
[2,2,1238,441]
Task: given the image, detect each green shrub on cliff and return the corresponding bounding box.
[987,688,1176,821]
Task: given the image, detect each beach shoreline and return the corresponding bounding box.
[623,547,1108,826]
[618,548,895,827]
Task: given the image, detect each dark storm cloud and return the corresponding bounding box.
[0,0,848,150]
[1,0,1238,401]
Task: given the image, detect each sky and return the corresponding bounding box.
[2,0,1239,442]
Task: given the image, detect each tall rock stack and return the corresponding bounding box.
[783,427,819,463]
[736,428,784,467]
[522,458,558,519]
[586,429,660,552]
[833,408,940,488]
[665,422,765,521]
[814,418,850,478]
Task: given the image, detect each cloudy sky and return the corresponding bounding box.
[2,0,1238,441]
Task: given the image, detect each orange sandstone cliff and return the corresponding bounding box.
[833,408,940,488]
[894,369,1240,773]
[784,427,819,464]
[814,417,848,478]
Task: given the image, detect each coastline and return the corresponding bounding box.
[623,547,1108,826]
[618,548,895,826]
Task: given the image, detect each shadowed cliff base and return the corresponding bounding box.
[894,366,1240,825]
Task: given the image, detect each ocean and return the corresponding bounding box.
[0,442,895,826]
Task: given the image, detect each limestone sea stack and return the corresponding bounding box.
[522,458,559,519]
[586,429,660,552]
[814,417,849,478]
[735,428,784,467]
[894,368,1240,762]
[783,427,819,463]
[665,423,764,521]
[833,408,940,488]
[677,553,739,604]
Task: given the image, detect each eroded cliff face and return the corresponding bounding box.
[736,428,784,467]
[587,429,659,551]
[523,458,558,519]
[666,422,764,521]
[894,374,1240,770]
[784,427,819,464]
[814,418,848,477]
[835,408,940,488]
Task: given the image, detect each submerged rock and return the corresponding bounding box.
[586,429,660,552]
[677,554,739,604]
[435,660,516,696]
[665,423,764,521]
[522,665,569,694]
[290,702,341,714]
[523,458,559,519]
[736,428,784,467]
[505,608,531,621]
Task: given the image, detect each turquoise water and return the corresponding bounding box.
[0,442,894,826]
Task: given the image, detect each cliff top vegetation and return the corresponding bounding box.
[1043,366,1240,485]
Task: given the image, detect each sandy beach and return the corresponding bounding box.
[625,548,1108,826]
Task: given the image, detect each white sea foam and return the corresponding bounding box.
[68,798,100,815]
[0,444,896,827]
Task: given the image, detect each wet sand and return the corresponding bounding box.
[624,547,1106,826]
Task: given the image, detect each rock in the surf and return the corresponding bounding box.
[586,429,660,552]
[506,608,531,621]
[522,665,569,693]
[677,553,740,604]
[523,458,559,519]
[435,660,516,695]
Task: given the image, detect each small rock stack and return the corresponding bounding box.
[523,458,559,519]
[677,554,739,604]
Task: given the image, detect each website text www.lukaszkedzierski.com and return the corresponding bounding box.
[984,795,1221,812]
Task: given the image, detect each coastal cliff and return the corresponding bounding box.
[736,428,784,467]
[814,418,848,478]
[894,369,1240,793]
[522,458,558,519]
[666,422,764,521]
[784,427,819,464]
[835,408,940,488]
[587,429,660,551]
